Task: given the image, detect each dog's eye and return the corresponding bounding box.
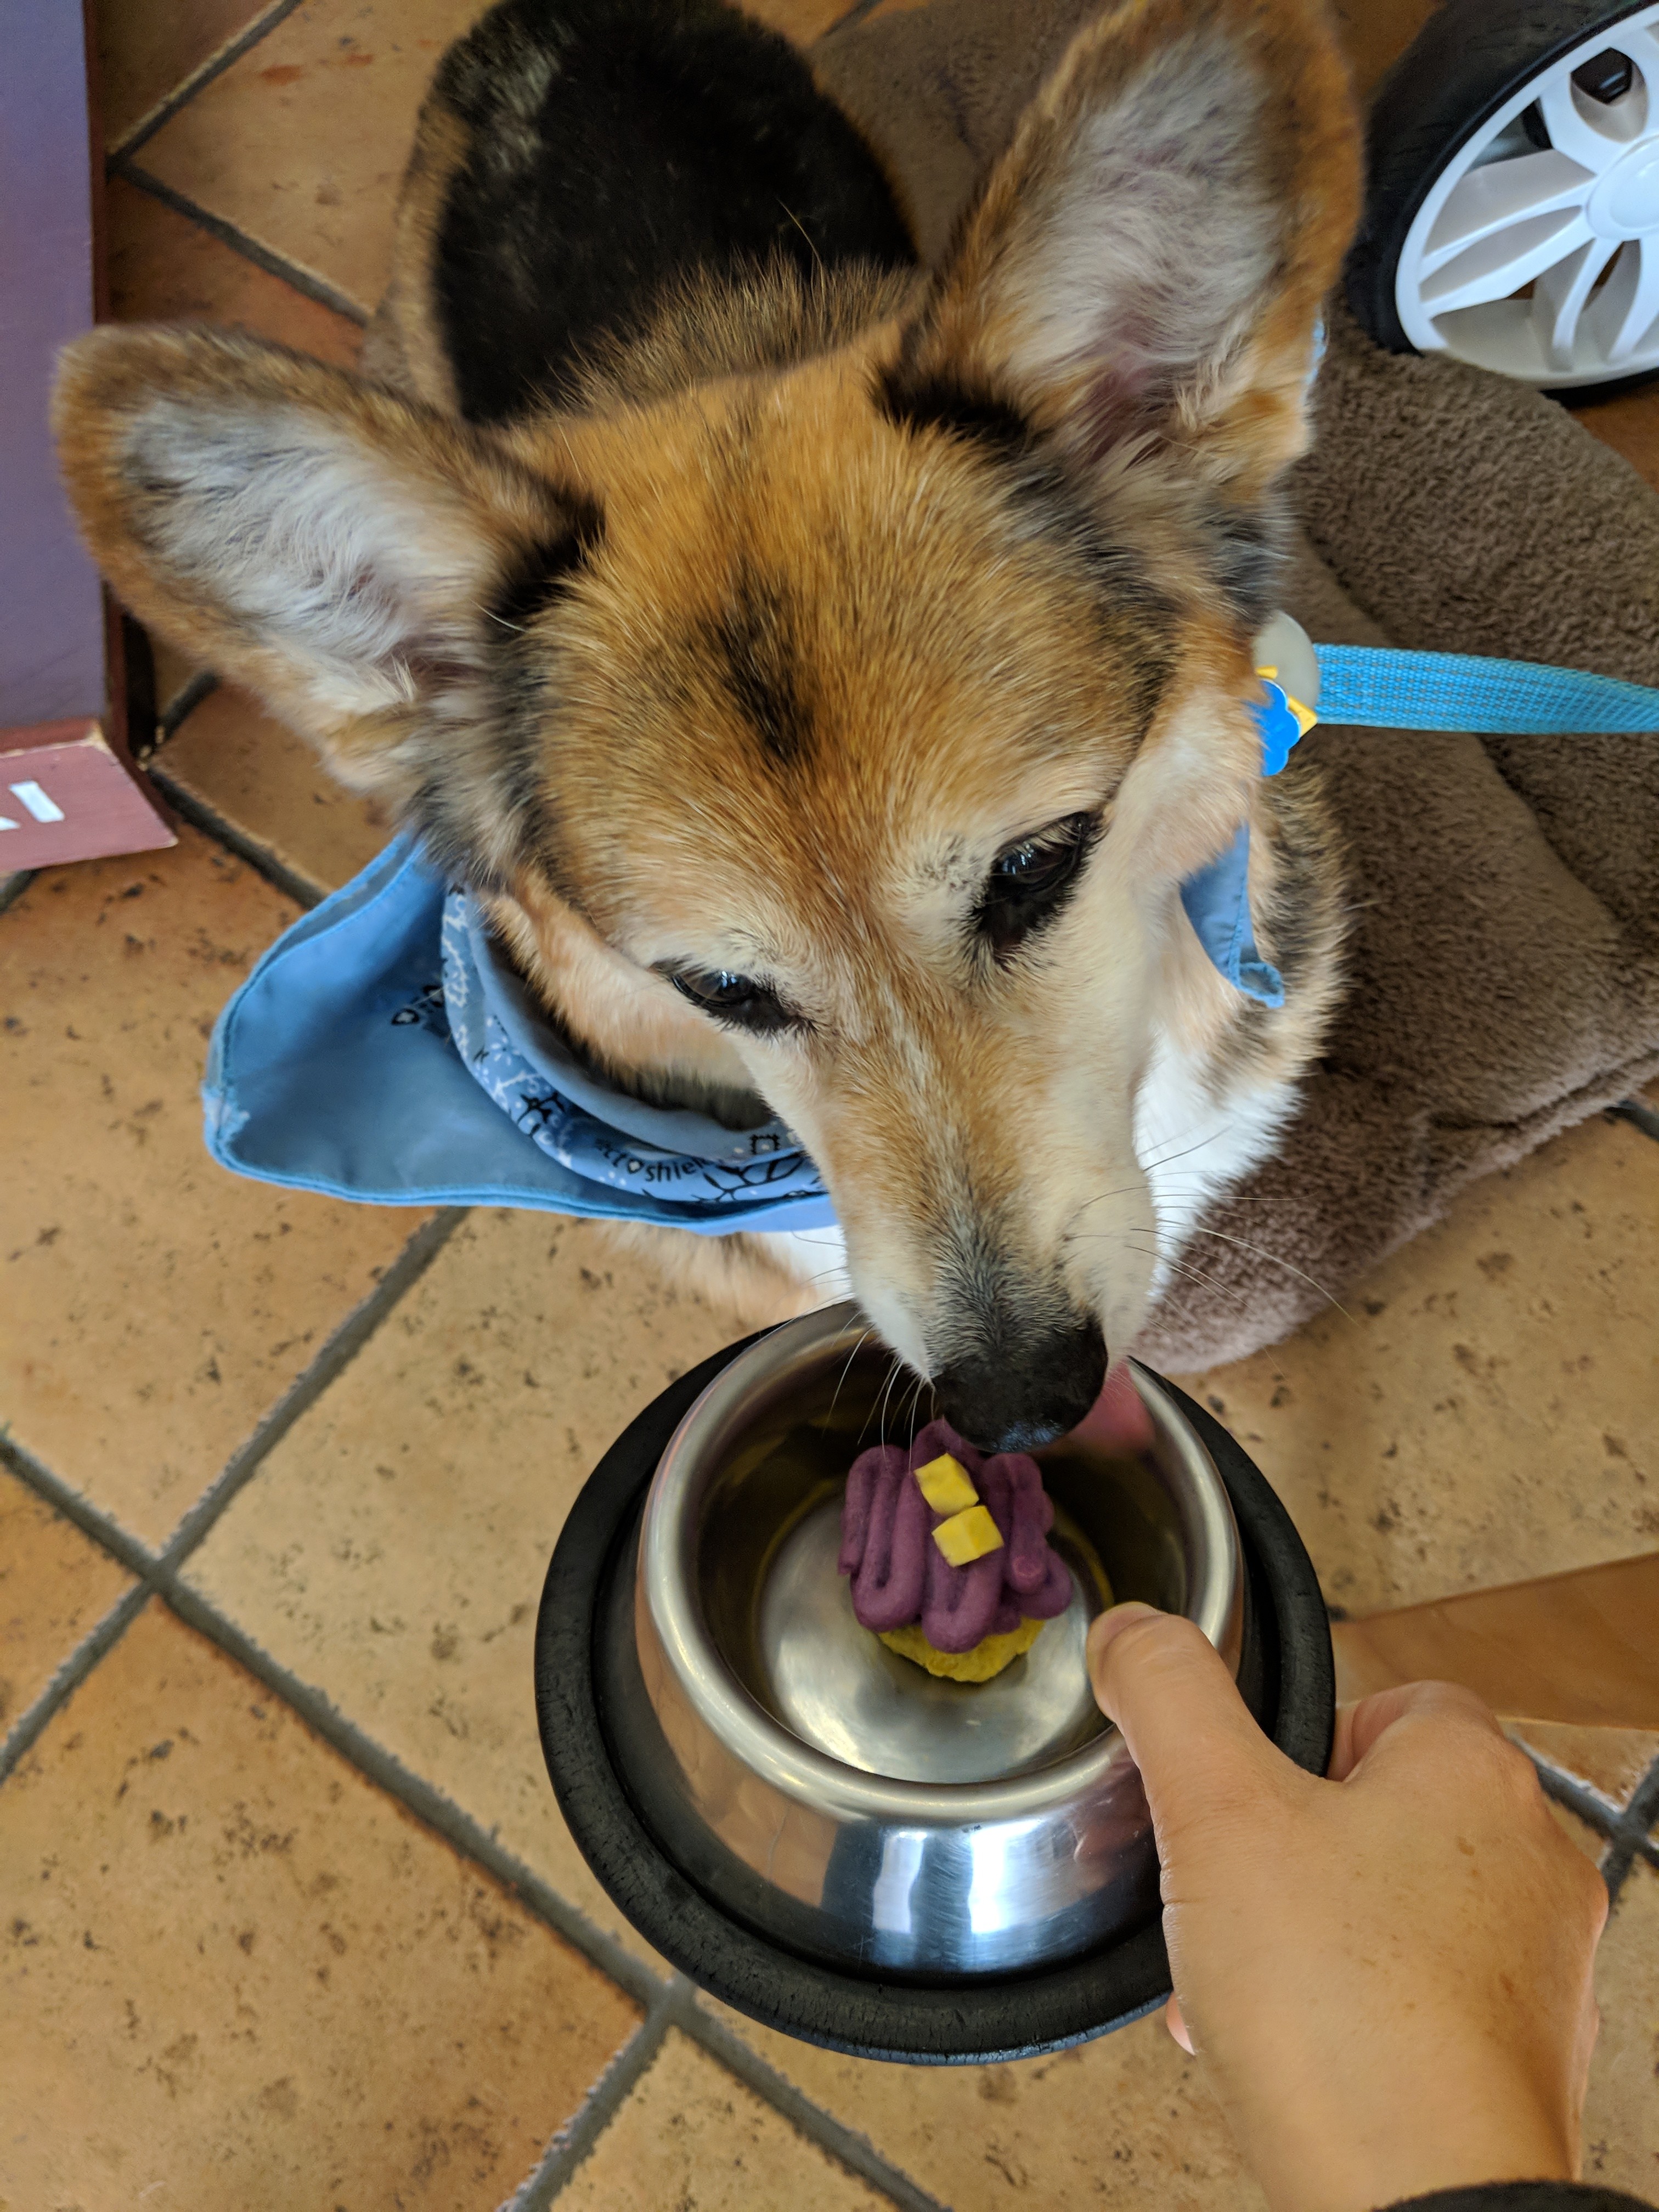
[670,969,798,1035]
[975,813,1098,959]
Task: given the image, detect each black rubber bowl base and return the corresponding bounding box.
[535,1338,1333,2064]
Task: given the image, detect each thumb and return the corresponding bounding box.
[1087,1603,1279,1841]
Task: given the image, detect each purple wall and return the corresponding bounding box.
[1,0,108,729]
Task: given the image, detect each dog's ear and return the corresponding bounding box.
[54,325,600,882]
[882,0,1359,561]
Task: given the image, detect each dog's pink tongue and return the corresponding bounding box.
[1068,1361,1155,1455]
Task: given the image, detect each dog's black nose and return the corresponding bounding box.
[932,1312,1107,1454]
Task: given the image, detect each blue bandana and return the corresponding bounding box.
[203,835,837,1232]
[202,667,1307,1227]
[1180,679,1308,1012]
[438,884,827,1210]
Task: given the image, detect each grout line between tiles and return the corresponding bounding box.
[157,669,221,744]
[156,1206,469,1571]
[672,1983,950,2212]
[0,1204,464,1774]
[1600,1835,1639,1903]
[1599,1751,1659,1902]
[1605,1096,1659,1144]
[106,0,310,164]
[512,2000,676,2209]
[0,1413,666,2010]
[1,870,39,916]
[1529,1756,1623,1845]
[146,761,328,911]
[0,1582,151,1786]
[1633,1753,1659,1835]
[0,1428,157,1585]
[151,1576,677,2012]
[144,1583,942,2212]
[108,161,371,326]
[816,0,896,36]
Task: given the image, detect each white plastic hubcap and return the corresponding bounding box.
[1395,2,1659,385]
[1588,138,1659,234]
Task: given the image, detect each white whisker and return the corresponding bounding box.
[1116,1238,1293,1390]
[1183,1227,1355,1323]
[826,1326,873,1429]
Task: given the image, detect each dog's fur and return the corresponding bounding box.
[54,0,1360,1448]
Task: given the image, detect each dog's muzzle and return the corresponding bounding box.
[932,1311,1108,1455]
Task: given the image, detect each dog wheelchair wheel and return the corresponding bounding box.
[1347,0,1659,392]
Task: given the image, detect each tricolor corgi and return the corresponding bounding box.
[54,0,1357,1449]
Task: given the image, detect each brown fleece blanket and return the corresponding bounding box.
[815,0,1659,1367]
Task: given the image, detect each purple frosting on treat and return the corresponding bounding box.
[920,1510,1005,1652]
[838,1418,1072,1651]
[840,1444,929,1633]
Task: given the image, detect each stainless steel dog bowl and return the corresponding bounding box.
[620,1302,1243,1978]
[537,1309,1334,2062]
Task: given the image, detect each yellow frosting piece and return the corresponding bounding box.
[881,1616,1046,1681]
[932,1503,1003,1566]
[913,1452,979,1515]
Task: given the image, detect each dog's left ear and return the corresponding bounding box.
[54,324,602,888]
[884,0,1360,538]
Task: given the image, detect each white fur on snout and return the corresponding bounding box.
[753,1223,852,1308]
[845,1276,932,1381]
[1135,1028,1299,1297]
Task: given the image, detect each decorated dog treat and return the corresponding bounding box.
[839,1418,1073,1679]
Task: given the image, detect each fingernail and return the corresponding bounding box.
[1086,1600,1161,1678]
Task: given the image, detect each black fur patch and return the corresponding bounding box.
[707,569,811,766]
[406,770,496,894]
[1203,497,1288,629]
[432,0,915,425]
[407,498,606,894]
[874,365,1034,460]
[488,495,606,637]
[878,359,1177,727]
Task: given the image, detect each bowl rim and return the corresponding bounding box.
[637,1300,1243,1821]
[535,1336,1335,2061]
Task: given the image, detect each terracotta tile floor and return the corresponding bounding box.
[4,0,1657,2203]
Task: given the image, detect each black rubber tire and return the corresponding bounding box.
[534,1339,1334,2064]
[1346,0,1659,394]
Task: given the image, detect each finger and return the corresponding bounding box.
[1087,1604,1277,1833]
[1164,1993,1194,2054]
[1328,1678,1506,1781]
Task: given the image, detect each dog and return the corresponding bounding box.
[54,0,1359,1452]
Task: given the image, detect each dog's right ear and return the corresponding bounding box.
[54,325,601,883]
[881,0,1360,611]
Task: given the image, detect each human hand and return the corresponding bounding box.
[1086,1602,1607,2212]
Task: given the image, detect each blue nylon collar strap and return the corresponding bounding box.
[200,625,1659,1225]
[1179,620,1659,1009]
[1313,648,1659,735]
